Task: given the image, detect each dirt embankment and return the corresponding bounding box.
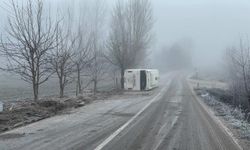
[0,91,118,133]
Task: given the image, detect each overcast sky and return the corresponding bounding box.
[1,0,250,68]
[151,0,250,67]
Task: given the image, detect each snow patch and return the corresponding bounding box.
[200,91,250,140]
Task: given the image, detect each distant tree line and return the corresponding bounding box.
[0,0,154,101]
[154,39,193,72]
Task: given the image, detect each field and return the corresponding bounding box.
[0,72,116,102]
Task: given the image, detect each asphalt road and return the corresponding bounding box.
[0,73,243,150]
[95,74,242,150]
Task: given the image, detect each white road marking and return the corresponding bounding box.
[93,85,169,150]
[152,114,179,150]
[187,79,243,150]
[152,87,183,150]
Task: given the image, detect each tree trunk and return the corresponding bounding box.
[59,77,64,98]
[33,83,39,102]
[247,94,250,110]
[75,78,78,96]
[242,67,250,109]
[120,69,124,89]
[76,64,81,96]
[60,86,64,98]
[93,80,97,95]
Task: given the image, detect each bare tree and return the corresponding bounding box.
[49,22,75,98]
[0,0,58,101]
[88,49,108,95]
[72,27,92,96]
[107,0,154,89]
[225,37,250,109]
[86,0,108,95]
[68,0,107,96]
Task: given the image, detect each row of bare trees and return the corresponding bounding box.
[0,0,154,101]
[225,37,250,111]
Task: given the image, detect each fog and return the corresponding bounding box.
[152,0,250,67]
[1,0,250,67]
[2,1,250,147]
[0,0,250,99]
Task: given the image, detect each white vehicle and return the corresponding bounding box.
[124,69,159,91]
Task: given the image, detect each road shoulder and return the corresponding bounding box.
[188,79,248,150]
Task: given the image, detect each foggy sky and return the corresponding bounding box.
[152,0,250,67]
[1,0,250,68]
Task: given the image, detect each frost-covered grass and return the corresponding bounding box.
[197,90,250,140]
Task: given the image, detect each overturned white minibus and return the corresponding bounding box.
[124,69,159,91]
